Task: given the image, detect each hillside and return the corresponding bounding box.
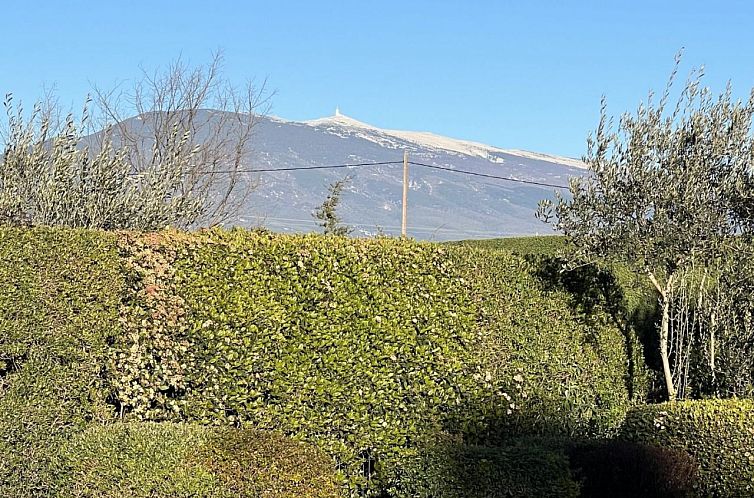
[94,110,584,240]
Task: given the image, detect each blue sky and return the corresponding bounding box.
[1,0,753,158]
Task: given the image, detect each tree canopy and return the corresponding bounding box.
[538,57,754,400]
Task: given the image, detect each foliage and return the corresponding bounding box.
[112,229,492,494]
[111,228,639,495]
[313,176,352,236]
[199,426,341,498]
[457,236,671,399]
[58,422,340,498]
[537,57,754,400]
[567,440,698,498]
[0,54,264,230]
[449,246,644,439]
[391,434,580,498]
[0,227,643,497]
[0,228,121,497]
[686,249,754,398]
[452,234,566,256]
[621,399,754,497]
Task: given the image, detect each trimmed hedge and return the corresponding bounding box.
[392,435,580,498]
[567,440,698,498]
[456,235,660,399]
[59,423,341,497]
[621,399,754,497]
[112,230,494,494]
[450,246,643,439]
[110,229,639,495]
[453,234,567,256]
[0,228,642,497]
[0,228,122,497]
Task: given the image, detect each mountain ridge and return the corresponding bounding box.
[98,110,584,240]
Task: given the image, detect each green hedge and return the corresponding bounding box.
[456,236,659,398]
[450,246,643,438]
[453,234,567,256]
[0,228,642,497]
[391,435,580,498]
[111,229,639,494]
[112,230,494,494]
[59,423,341,497]
[621,400,754,497]
[0,228,122,497]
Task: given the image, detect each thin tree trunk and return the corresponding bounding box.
[649,271,677,401]
[660,294,677,401]
[710,310,716,383]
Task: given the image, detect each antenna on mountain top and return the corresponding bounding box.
[335,106,341,117]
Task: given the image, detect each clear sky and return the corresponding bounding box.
[2,0,753,158]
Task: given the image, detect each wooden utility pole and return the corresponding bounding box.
[402,150,409,237]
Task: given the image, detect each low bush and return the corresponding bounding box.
[58,422,340,498]
[199,426,342,498]
[391,435,580,498]
[567,440,698,498]
[621,400,754,497]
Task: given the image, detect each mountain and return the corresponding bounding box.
[110,110,586,240]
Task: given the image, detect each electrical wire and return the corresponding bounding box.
[199,158,572,190]
[407,161,570,189]
[199,160,403,175]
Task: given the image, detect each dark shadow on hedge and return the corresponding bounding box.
[525,254,661,401]
[395,433,700,498]
[388,435,579,498]
[566,439,698,498]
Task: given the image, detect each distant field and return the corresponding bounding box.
[450,235,565,256]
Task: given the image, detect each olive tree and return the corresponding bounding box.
[538,60,754,400]
[0,53,268,230]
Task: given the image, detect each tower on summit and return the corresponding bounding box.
[335,106,341,117]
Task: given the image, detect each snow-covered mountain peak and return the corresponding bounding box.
[304,111,377,130]
[302,111,586,169]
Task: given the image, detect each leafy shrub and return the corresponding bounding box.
[59,422,340,497]
[0,228,121,497]
[450,246,642,439]
[110,229,639,495]
[391,434,579,498]
[200,427,341,497]
[112,230,494,494]
[567,440,698,498]
[621,400,754,497]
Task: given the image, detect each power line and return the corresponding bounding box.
[407,161,570,189]
[200,160,402,175]
[201,158,571,189]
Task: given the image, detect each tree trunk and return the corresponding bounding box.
[710,310,716,384]
[660,293,677,401]
[648,271,677,401]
